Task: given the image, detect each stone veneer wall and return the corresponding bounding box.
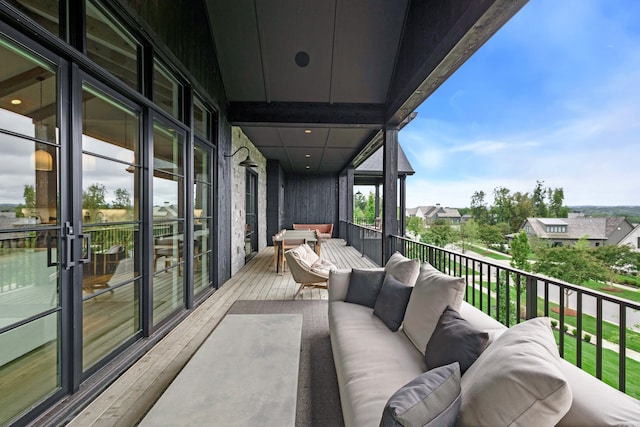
[230,127,267,275]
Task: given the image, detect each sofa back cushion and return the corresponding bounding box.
[458,317,572,426]
[384,252,420,286]
[402,263,465,355]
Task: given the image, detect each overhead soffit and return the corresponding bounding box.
[205,0,528,174]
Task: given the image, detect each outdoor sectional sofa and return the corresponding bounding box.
[328,252,640,426]
[292,223,333,239]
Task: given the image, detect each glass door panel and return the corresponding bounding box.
[193,142,212,294]
[0,37,61,425]
[81,83,141,371]
[152,119,185,325]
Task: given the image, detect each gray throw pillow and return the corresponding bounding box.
[425,306,489,375]
[373,274,413,331]
[380,362,461,427]
[344,268,386,308]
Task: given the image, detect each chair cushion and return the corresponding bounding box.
[310,258,336,277]
[380,362,461,427]
[402,263,466,355]
[288,244,317,269]
[373,274,413,331]
[425,306,489,375]
[384,252,420,286]
[345,269,386,308]
[458,317,573,426]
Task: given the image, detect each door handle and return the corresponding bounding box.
[64,221,75,269]
[46,233,58,267]
[79,232,91,263]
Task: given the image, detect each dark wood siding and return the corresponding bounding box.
[283,174,339,232]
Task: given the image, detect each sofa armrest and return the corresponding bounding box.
[328,269,351,302]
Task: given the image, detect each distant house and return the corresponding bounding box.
[618,223,640,252]
[406,204,462,225]
[518,216,635,247]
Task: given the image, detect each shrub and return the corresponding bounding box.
[584,333,592,343]
[550,319,558,328]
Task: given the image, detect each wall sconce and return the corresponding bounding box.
[33,149,53,171]
[225,146,258,168]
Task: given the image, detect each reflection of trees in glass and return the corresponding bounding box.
[24,185,35,208]
[15,185,36,218]
[83,183,108,209]
[112,188,132,209]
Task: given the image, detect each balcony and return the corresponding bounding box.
[65,238,376,425]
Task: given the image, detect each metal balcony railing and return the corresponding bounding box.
[342,221,640,398]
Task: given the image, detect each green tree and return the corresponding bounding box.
[511,191,532,232]
[406,216,427,239]
[113,188,132,209]
[423,219,454,248]
[533,236,609,312]
[353,192,367,222]
[491,187,515,228]
[83,183,108,209]
[532,180,548,217]
[510,230,531,271]
[548,187,570,218]
[591,244,637,290]
[470,190,490,225]
[458,219,479,254]
[478,223,505,249]
[24,184,36,208]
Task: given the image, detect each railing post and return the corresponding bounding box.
[525,275,537,320]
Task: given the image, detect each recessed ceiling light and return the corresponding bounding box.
[305,165,310,169]
[295,51,310,68]
[10,99,21,105]
[304,129,312,134]
[305,154,311,158]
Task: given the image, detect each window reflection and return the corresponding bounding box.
[86,0,140,91]
[153,60,183,121]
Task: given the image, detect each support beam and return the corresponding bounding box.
[399,175,406,237]
[228,102,385,128]
[382,127,398,264]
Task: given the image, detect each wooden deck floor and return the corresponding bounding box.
[67,239,377,426]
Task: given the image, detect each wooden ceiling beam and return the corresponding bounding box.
[228,102,385,128]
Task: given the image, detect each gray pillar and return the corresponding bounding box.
[400,175,406,237]
[382,127,399,263]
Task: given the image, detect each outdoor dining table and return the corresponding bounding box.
[273,229,321,273]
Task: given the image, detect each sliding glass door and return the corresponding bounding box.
[0,32,64,426]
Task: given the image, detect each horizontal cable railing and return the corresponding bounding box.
[341,222,640,398]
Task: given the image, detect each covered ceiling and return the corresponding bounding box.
[205,0,527,174]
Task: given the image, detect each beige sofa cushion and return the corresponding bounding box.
[384,252,420,285]
[458,317,572,426]
[402,263,465,355]
[329,301,426,427]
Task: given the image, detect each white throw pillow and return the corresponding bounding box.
[384,251,420,286]
[401,263,465,355]
[458,317,573,427]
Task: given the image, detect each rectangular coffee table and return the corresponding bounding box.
[140,314,303,426]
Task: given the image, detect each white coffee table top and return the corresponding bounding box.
[140,313,303,426]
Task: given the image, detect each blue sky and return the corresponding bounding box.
[400,0,640,209]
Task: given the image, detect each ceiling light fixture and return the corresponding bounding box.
[224,146,258,168]
[304,129,312,134]
[305,154,311,158]
[11,99,21,105]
